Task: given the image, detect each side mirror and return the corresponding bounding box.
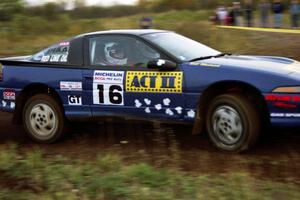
[147,59,177,71]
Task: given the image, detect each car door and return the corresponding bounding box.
[83,34,185,120]
[29,37,91,119]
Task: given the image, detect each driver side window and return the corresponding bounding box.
[89,35,161,67]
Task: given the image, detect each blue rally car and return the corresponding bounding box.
[1,29,300,152]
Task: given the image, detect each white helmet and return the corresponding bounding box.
[104,42,127,65]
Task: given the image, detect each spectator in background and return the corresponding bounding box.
[211,8,220,25]
[227,7,235,25]
[233,2,243,26]
[272,0,284,28]
[244,0,254,27]
[140,16,153,29]
[290,0,300,28]
[258,0,271,27]
[217,6,228,25]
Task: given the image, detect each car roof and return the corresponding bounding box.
[77,29,171,38]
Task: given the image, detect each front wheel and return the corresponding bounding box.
[206,94,261,152]
[23,94,66,143]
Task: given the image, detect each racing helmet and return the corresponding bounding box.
[104,42,128,65]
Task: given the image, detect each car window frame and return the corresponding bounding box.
[29,37,84,68]
[83,33,178,71]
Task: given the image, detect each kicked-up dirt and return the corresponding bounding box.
[0,111,300,185]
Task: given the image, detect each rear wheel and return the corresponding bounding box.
[23,94,66,143]
[206,93,261,152]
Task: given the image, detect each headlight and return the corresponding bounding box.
[272,86,300,93]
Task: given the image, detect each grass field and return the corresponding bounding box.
[0,145,299,200]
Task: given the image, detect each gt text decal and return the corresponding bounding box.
[93,71,124,105]
[68,95,82,106]
[126,71,182,93]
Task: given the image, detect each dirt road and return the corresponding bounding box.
[0,111,300,185]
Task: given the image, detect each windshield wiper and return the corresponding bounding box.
[189,53,231,62]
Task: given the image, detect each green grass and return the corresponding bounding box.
[0,145,299,200]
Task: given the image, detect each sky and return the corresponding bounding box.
[25,0,138,7]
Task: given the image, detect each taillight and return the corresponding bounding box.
[0,62,3,81]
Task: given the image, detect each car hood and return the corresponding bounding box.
[189,55,300,75]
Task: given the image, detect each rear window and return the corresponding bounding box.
[31,41,70,63]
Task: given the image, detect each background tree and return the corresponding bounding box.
[0,0,24,21]
[25,2,64,20]
[151,0,200,11]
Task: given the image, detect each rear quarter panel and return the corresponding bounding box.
[0,65,90,118]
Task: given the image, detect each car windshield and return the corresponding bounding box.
[143,32,220,62]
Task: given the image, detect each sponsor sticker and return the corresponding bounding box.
[41,54,68,63]
[93,71,124,105]
[265,94,300,109]
[60,42,70,46]
[190,62,221,68]
[2,100,7,107]
[60,81,82,91]
[49,54,68,62]
[10,102,15,109]
[41,55,50,62]
[273,102,297,109]
[94,71,124,84]
[271,113,300,118]
[41,44,69,63]
[3,89,16,100]
[68,95,82,106]
[126,71,182,93]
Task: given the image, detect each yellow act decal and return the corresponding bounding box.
[126,71,183,93]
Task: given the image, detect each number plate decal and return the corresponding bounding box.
[93,71,124,105]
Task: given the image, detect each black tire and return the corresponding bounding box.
[22,94,66,143]
[206,93,261,152]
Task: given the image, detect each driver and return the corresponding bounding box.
[103,42,128,65]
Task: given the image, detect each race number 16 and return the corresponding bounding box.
[93,84,124,105]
